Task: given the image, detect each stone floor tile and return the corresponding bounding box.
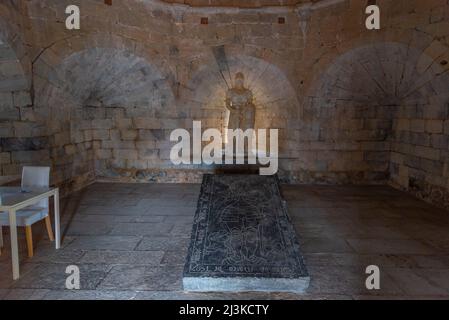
[346,239,437,255]
[300,237,354,253]
[97,265,183,291]
[11,263,111,290]
[136,236,190,251]
[110,222,173,236]
[65,221,115,236]
[161,250,188,265]
[0,262,39,289]
[0,289,9,299]
[41,289,138,300]
[307,265,404,296]
[32,248,86,264]
[80,250,164,265]
[411,255,449,269]
[385,268,449,296]
[170,223,193,236]
[143,206,196,216]
[411,269,449,294]
[66,236,142,251]
[2,289,50,300]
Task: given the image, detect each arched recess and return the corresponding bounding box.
[32,33,176,106]
[182,53,300,160]
[36,47,174,110]
[33,46,175,186]
[303,41,449,208]
[308,42,449,109]
[0,15,37,182]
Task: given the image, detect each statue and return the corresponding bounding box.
[225,72,256,130]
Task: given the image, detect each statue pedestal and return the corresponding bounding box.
[215,164,260,175]
[215,152,263,174]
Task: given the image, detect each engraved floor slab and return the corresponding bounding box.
[183,175,310,293]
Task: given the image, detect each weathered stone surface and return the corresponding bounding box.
[12,264,110,290]
[98,265,182,291]
[11,149,49,163]
[0,152,11,165]
[80,251,165,266]
[66,236,142,251]
[0,137,48,152]
[12,91,31,107]
[183,175,310,293]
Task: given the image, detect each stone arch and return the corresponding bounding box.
[300,40,449,185]
[36,47,174,110]
[305,41,449,143]
[301,26,447,104]
[31,45,177,186]
[33,33,174,109]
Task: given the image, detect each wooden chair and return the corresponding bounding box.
[0,166,54,258]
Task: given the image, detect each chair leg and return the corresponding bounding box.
[44,216,55,241]
[25,225,34,258]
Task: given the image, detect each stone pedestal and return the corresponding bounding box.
[214,153,266,175]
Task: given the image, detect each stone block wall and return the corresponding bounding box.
[390,97,449,209]
[0,36,41,183]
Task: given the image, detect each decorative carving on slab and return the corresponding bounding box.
[183,174,309,293]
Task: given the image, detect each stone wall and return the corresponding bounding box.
[0,0,448,208]
[388,42,449,209]
[0,3,38,184]
[0,1,95,195]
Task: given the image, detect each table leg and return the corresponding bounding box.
[9,209,19,280]
[54,189,61,249]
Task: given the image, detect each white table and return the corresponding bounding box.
[0,187,60,280]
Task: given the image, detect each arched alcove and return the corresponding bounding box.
[34,46,177,184]
[183,53,300,163]
[302,41,449,207]
[51,48,173,109]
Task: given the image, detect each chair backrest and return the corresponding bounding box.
[21,166,50,209]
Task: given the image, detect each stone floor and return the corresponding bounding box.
[0,182,449,300]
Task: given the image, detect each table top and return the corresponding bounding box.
[0,187,56,210]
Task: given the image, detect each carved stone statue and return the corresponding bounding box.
[225,72,256,130]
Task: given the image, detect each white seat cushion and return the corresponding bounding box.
[0,208,49,227]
